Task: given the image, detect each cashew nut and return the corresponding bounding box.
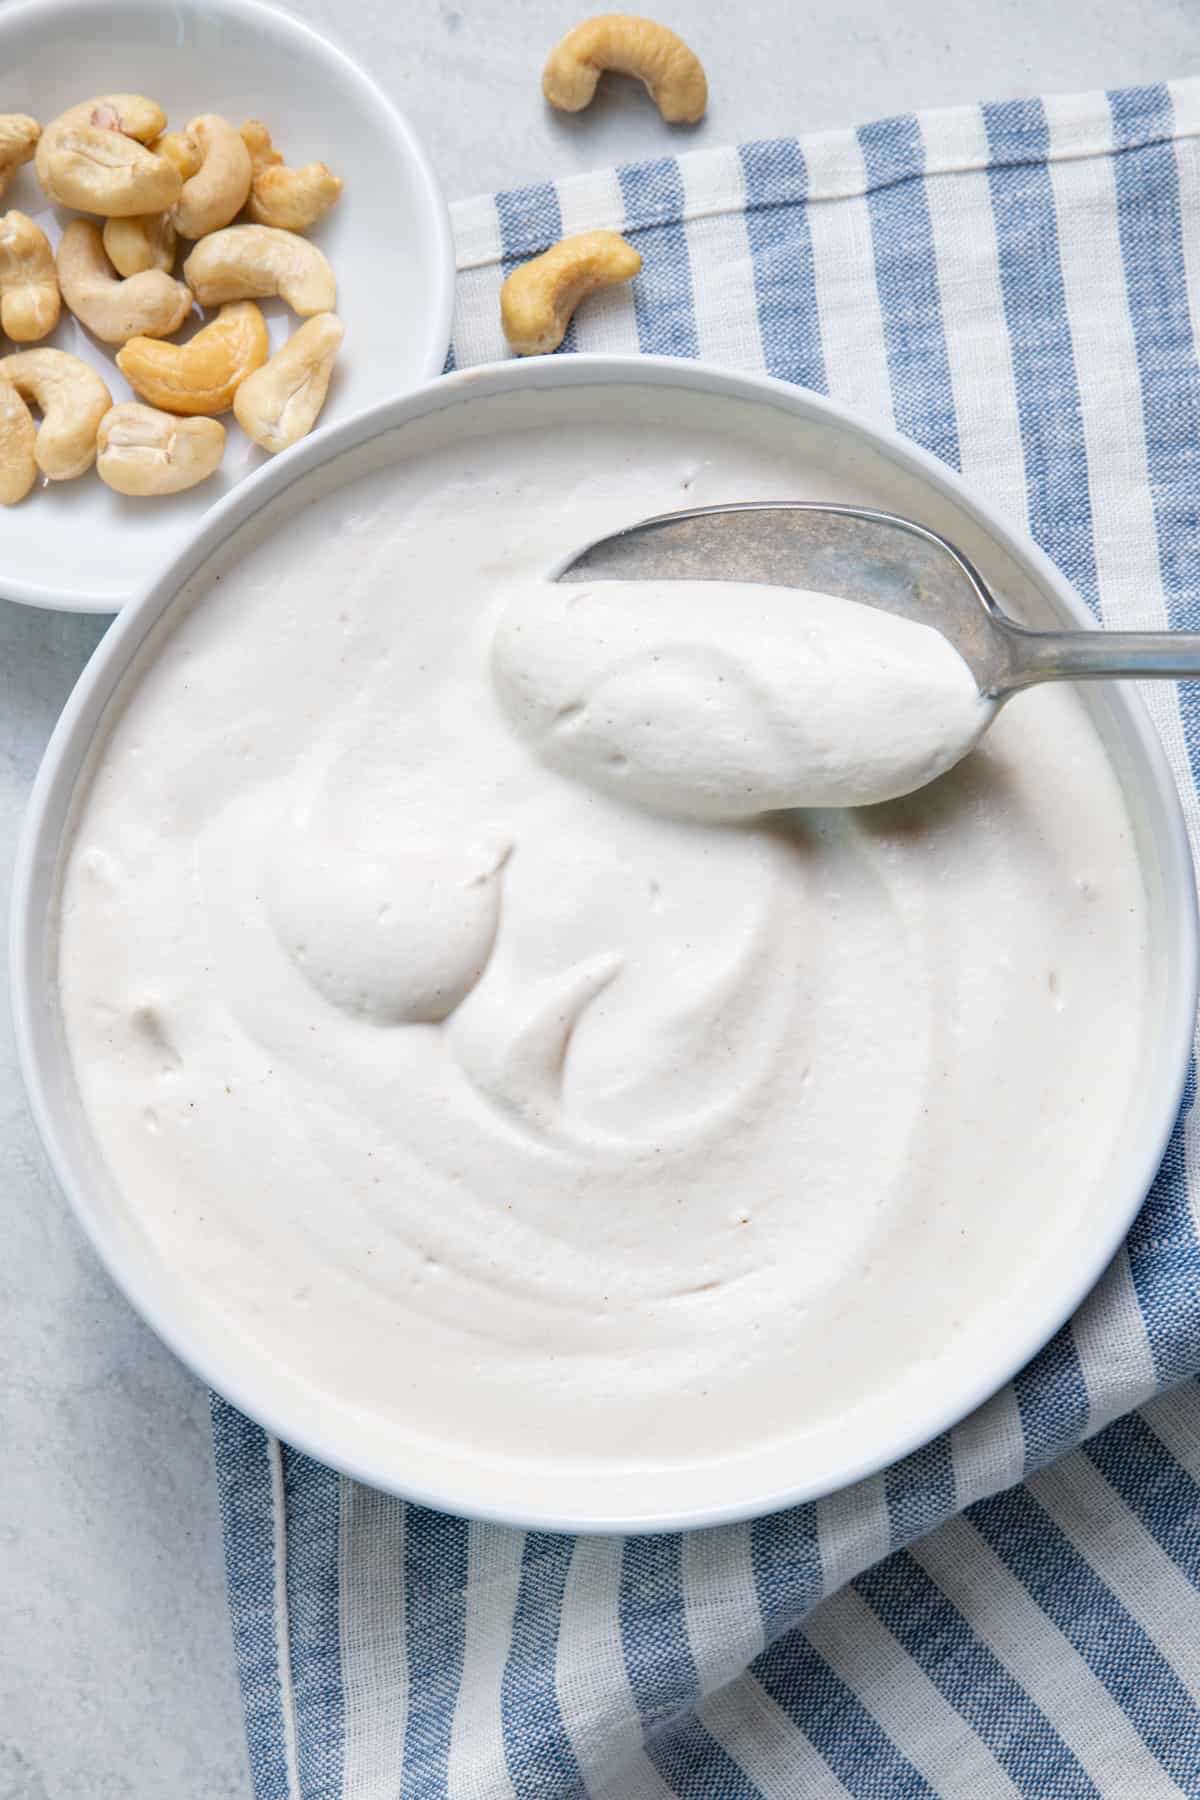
[96,402,225,496]
[0,348,112,479]
[116,300,268,414]
[183,224,335,316]
[542,15,707,123]
[240,120,343,232]
[103,212,177,277]
[233,312,343,452]
[0,212,61,342]
[169,115,253,240]
[240,120,281,174]
[36,95,180,217]
[0,116,40,201]
[39,93,165,156]
[501,230,641,356]
[71,95,166,142]
[154,131,201,183]
[0,373,36,505]
[56,219,191,345]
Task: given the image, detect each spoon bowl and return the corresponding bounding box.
[558,502,1200,697]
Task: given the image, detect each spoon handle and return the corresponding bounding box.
[1004,626,1200,691]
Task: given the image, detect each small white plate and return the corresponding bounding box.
[0,0,454,613]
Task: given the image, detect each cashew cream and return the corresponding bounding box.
[492,578,991,815]
[56,388,1149,1479]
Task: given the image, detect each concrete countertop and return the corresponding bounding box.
[4,1,1197,1792]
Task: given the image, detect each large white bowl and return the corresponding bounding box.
[12,357,1198,1532]
[0,0,453,613]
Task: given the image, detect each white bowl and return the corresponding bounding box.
[12,356,1198,1532]
[0,0,453,614]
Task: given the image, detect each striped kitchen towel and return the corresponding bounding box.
[213,81,1200,1799]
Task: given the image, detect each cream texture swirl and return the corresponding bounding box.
[56,389,1149,1485]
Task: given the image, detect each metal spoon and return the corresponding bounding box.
[556,501,1200,698]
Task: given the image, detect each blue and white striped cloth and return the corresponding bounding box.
[214,80,1200,1798]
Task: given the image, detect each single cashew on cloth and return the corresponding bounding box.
[542,15,707,123]
[170,115,253,240]
[0,212,61,342]
[56,219,191,345]
[183,225,336,316]
[0,348,112,479]
[117,300,269,414]
[501,230,641,355]
[96,402,225,496]
[241,121,343,233]
[103,212,177,278]
[0,116,41,202]
[36,94,180,217]
[0,373,37,505]
[234,312,344,451]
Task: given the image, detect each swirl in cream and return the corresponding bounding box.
[56,388,1148,1487]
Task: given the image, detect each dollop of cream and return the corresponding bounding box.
[491,578,992,816]
[266,829,510,1024]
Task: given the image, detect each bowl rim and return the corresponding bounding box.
[12,352,1199,1533]
[0,0,456,615]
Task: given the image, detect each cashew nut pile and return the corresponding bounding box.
[0,91,345,505]
[501,16,704,355]
[1,23,708,503]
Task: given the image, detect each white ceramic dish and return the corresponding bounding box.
[12,356,1197,1532]
[0,0,453,614]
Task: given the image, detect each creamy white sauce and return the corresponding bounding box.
[56,389,1149,1480]
[492,577,991,816]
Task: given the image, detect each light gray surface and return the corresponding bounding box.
[3,0,1198,1792]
